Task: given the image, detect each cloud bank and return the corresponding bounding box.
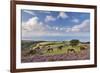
[22,16,90,38]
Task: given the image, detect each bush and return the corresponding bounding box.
[70,39,80,47]
[28,50,37,55]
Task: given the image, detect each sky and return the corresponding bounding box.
[21,9,90,42]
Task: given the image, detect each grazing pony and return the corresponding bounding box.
[47,46,53,52]
[35,47,41,51]
[57,46,63,50]
[28,46,41,55]
[80,46,87,51]
[67,48,76,54]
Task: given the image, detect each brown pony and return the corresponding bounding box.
[47,46,53,52]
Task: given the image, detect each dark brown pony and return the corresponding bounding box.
[47,46,53,52]
[57,46,63,50]
[80,46,87,50]
[67,48,76,54]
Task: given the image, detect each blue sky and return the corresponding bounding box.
[21,9,90,42]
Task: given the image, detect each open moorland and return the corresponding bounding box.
[21,40,90,63]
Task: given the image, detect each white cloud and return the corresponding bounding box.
[55,27,59,30]
[23,10,35,15]
[72,19,90,31]
[59,28,64,31]
[71,28,80,32]
[45,15,56,22]
[39,11,51,14]
[45,12,68,23]
[22,17,47,36]
[65,19,90,32]
[65,28,72,32]
[57,12,68,19]
[72,18,79,23]
[22,17,63,38]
